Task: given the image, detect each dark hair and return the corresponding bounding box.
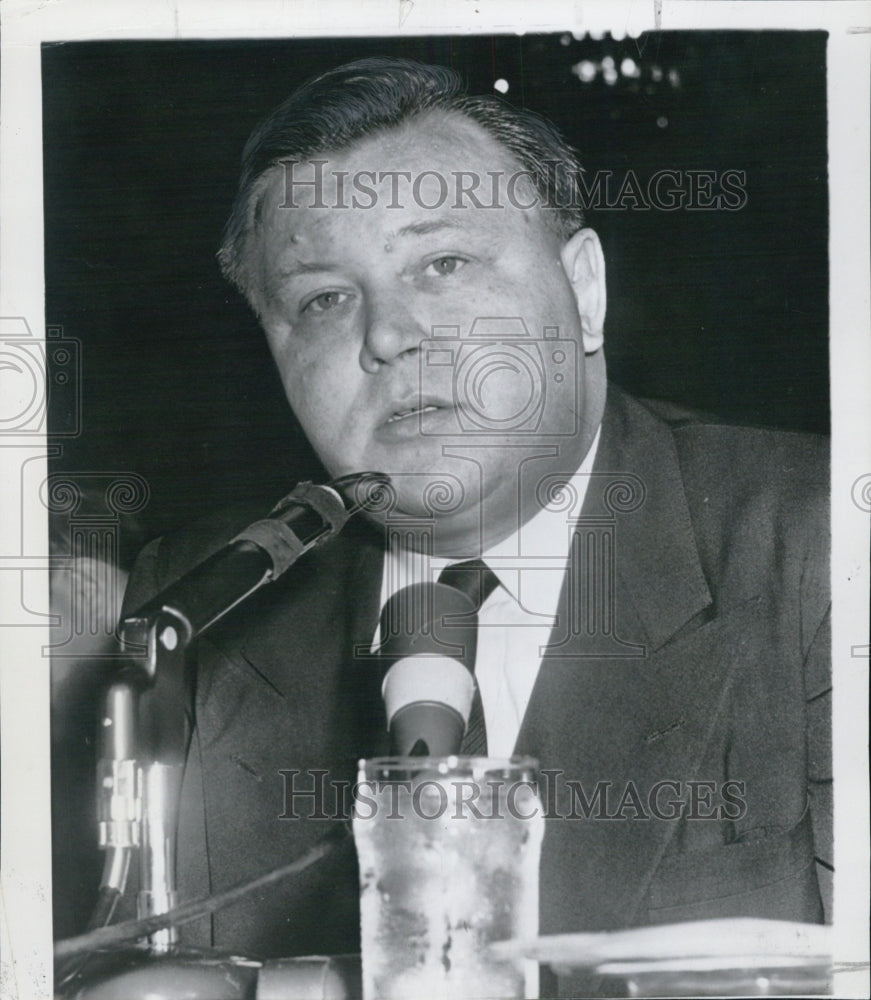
[218,57,586,308]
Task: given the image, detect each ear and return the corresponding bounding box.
[560,228,607,354]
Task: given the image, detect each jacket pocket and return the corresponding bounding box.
[643,807,822,920]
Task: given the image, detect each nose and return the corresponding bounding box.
[360,288,427,374]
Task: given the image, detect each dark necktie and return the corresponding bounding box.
[437,559,500,756]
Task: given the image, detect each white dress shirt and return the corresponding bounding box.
[374,429,601,757]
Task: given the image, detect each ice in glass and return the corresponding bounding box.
[353,756,544,1000]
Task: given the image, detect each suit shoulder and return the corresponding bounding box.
[660,406,828,619]
[632,393,829,512]
[613,389,829,610]
[671,417,829,516]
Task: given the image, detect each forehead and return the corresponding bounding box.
[253,110,546,246]
[336,110,521,175]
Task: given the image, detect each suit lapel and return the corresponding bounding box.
[516,387,735,933]
[590,386,713,651]
[229,518,387,760]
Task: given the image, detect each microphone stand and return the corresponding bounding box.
[90,682,138,932]
[58,472,388,999]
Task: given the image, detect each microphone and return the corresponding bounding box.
[121,472,390,653]
[378,582,478,757]
[83,474,390,953]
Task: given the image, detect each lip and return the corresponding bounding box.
[376,393,458,438]
[381,393,454,424]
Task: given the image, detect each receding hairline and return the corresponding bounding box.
[245,106,566,244]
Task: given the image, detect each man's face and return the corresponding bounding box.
[251,112,605,554]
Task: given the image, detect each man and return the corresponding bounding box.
[122,57,831,986]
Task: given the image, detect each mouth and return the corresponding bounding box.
[385,403,444,424]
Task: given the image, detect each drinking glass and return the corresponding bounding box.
[353,755,544,1000]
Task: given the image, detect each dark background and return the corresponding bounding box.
[43,31,829,544]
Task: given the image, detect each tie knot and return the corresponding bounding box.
[437,559,500,611]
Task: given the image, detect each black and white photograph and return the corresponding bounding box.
[0,3,868,998]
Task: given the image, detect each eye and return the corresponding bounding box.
[425,256,466,277]
[303,291,350,314]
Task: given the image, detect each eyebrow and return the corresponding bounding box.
[277,260,333,276]
[394,220,463,238]
[269,259,338,290]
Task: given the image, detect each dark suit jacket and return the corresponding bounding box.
[121,385,832,992]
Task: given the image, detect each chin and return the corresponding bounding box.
[392,478,475,520]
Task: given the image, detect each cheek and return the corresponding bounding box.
[273,346,362,453]
[274,337,334,402]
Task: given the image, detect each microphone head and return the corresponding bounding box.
[382,655,474,756]
[378,582,479,756]
[378,581,478,669]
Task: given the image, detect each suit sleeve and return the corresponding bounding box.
[799,470,832,921]
[803,602,832,921]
